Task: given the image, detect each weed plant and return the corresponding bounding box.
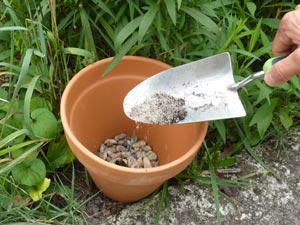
[0,0,299,224]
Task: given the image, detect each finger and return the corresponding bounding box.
[272,31,294,56]
[272,9,300,56]
[264,48,300,87]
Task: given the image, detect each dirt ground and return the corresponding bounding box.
[68,129,300,225]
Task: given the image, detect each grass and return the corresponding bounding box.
[0,164,92,224]
[0,0,299,224]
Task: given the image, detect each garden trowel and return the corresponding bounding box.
[123,52,276,125]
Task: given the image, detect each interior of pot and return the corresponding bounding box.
[65,57,206,166]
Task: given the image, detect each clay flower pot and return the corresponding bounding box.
[60,56,208,202]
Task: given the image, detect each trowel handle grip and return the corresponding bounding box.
[229,56,286,91]
[263,55,287,73]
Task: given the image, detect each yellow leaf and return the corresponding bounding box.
[29,178,51,201]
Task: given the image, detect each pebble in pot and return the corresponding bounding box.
[96,133,159,168]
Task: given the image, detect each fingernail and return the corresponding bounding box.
[264,73,276,86]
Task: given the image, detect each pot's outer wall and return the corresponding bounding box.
[61,56,208,202]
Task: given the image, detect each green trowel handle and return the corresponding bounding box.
[229,55,287,91]
[263,55,287,73]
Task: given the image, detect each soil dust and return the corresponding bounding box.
[128,92,187,125]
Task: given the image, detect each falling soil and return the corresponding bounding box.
[128,92,187,125]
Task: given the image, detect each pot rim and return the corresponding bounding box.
[60,56,208,174]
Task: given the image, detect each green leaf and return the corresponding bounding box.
[154,181,169,225]
[63,47,94,58]
[279,110,293,130]
[0,142,42,175]
[228,48,260,60]
[4,223,40,225]
[114,16,142,50]
[91,0,116,21]
[29,178,51,201]
[11,158,46,186]
[262,18,280,29]
[103,33,138,76]
[165,0,177,25]
[24,76,40,135]
[177,0,182,10]
[249,98,278,138]
[254,82,272,105]
[246,2,256,17]
[47,136,75,169]
[0,140,40,158]
[0,26,27,31]
[0,129,28,149]
[290,76,300,91]
[0,114,25,145]
[248,18,261,52]
[208,158,221,224]
[2,0,20,26]
[30,108,58,139]
[213,120,226,143]
[138,4,158,43]
[30,97,51,112]
[260,30,271,48]
[214,157,239,168]
[11,49,33,104]
[0,87,8,101]
[181,6,218,34]
[79,8,97,59]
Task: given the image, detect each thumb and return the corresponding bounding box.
[264,48,300,87]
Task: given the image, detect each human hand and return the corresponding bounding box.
[264,5,300,87]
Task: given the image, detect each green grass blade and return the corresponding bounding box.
[79,7,97,60]
[208,161,221,225]
[165,0,177,25]
[91,0,116,21]
[103,33,138,76]
[2,0,21,26]
[0,129,29,149]
[177,173,255,188]
[0,26,27,31]
[138,3,158,43]
[228,48,260,60]
[261,18,280,29]
[0,142,43,174]
[177,0,183,10]
[36,21,47,60]
[0,50,11,61]
[0,140,41,157]
[98,17,115,41]
[114,16,142,50]
[12,49,33,101]
[63,47,94,58]
[181,6,218,33]
[57,8,76,32]
[248,18,262,52]
[234,119,281,181]
[24,75,40,135]
[213,120,226,143]
[154,181,168,225]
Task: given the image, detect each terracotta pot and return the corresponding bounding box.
[60,56,208,202]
